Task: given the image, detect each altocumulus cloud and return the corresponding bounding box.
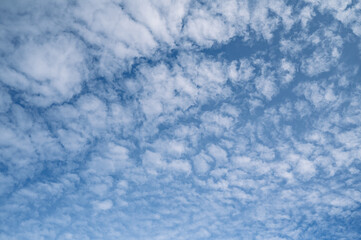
[1,0,361,239]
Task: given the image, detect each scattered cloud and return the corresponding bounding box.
[0,0,360,239]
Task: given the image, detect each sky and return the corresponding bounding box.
[0,0,361,239]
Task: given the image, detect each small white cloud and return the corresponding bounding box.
[232,156,251,168]
[299,6,315,28]
[88,143,131,175]
[184,9,234,47]
[93,199,113,211]
[142,150,167,175]
[296,159,316,179]
[193,152,213,175]
[168,160,192,175]
[57,129,87,152]
[255,77,278,100]
[208,144,228,165]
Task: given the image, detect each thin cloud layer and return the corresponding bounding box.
[0,0,361,239]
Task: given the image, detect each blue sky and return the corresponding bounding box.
[0,0,361,239]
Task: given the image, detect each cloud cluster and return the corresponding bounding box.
[1,0,361,239]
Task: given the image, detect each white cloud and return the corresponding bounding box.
[299,5,315,28]
[184,10,234,47]
[122,0,173,44]
[229,59,255,82]
[280,58,296,84]
[57,129,87,153]
[200,111,234,136]
[231,156,251,168]
[76,95,108,131]
[301,29,343,76]
[0,36,87,106]
[295,82,338,108]
[93,199,113,211]
[249,0,280,40]
[208,144,228,165]
[256,144,275,161]
[193,152,213,175]
[168,160,192,175]
[74,0,158,56]
[255,76,278,100]
[88,143,131,175]
[142,150,167,175]
[296,159,316,179]
[1,1,361,239]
